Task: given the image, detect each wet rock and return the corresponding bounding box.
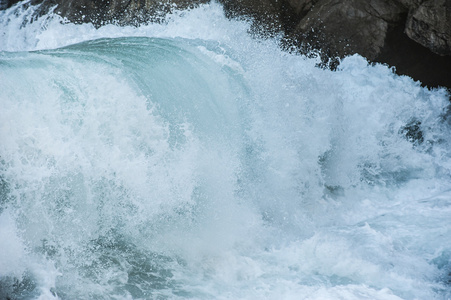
[288,0,406,59]
[25,0,209,27]
[220,0,451,89]
[405,0,451,56]
[2,0,451,89]
[373,17,451,90]
[0,0,22,9]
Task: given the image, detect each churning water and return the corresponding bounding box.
[1,2,451,299]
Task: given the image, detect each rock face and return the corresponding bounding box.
[219,0,451,89]
[50,0,209,26]
[219,0,451,59]
[290,0,406,59]
[2,0,451,89]
[11,0,208,26]
[405,0,451,56]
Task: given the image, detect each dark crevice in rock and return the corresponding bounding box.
[278,1,301,34]
[374,15,451,89]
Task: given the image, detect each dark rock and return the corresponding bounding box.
[220,0,451,89]
[29,0,209,27]
[374,16,451,89]
[2,0,451,89]
[0,0,23,9]
[218,0,300,37]
[291,0,406,60]
[405,0,451,56]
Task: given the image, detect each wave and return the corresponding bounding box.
[1,2,451,299]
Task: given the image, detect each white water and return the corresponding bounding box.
[1,2,451,299]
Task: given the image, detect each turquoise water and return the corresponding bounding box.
[1,2,451,299]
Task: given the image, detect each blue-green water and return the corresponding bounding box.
[1,2,451,299]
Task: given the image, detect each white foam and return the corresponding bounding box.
[0,1,251,52]
[0,210,26,277]
[1,1,450,299]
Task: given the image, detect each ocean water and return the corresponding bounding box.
[1,2,451,299]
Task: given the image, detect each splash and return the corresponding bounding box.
[1,2,451,299]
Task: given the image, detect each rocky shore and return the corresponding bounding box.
[2,0,450,89]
